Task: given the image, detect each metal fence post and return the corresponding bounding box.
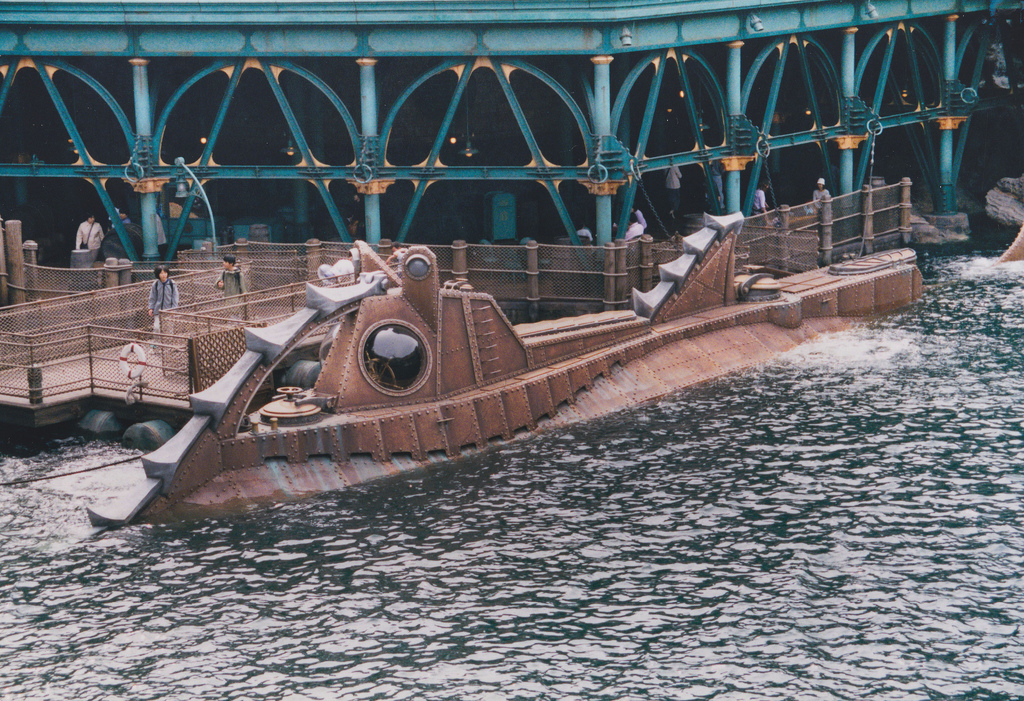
[27,341,41,405]
[899,177,913,244]
[0,219,7,306]
[862,184,874,254]
[778,204,791,231]
[525,239,540,321]
[305,238,322,280]
[87,324,94,394]
[639,234,653,292]
[5,220,25,305]
[615,240,629,307]
[452,240,468,280]
[22,241,38,300]
[819,195,833,267]
[603,242,616,311]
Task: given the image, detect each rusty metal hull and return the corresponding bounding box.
[87,226,923,527]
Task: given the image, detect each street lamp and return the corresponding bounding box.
[173,156,216,246]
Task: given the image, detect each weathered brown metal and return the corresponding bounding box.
[120,230,923,523]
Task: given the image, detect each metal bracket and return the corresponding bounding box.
[843,96,870,133]
[728,114,758,155]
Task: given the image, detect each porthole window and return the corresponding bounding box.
[362,324,426,392]
[404,254,432,281]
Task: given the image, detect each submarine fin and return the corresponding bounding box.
[632,280,676,319]
[681,228,717,262]
[86,476,163,528]
[142,414,213,491]
[657,254,696,286]
[189,352,263,424]
[702,212,745,239]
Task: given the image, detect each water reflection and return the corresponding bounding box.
[2,253,1024,699]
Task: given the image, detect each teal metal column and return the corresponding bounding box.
[840,28,857,195]
[726,41,743,213]
[130,58,159,259]
[593,56,613,245]
[939,15,958,213]
[358,58,381,244]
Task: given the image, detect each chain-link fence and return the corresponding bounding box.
[872,184,902,239]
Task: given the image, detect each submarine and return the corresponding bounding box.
[87,212,921,527]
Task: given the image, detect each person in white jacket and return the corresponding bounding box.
[75,215,104,252]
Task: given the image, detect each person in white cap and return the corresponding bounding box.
[812,177,831,207]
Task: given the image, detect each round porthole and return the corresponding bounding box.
[404,253,432,281]
[361,323,428,393]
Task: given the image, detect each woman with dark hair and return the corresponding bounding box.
[148,265,179,333]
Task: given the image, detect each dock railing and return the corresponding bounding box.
[0,178,913,409]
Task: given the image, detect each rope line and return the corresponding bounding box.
[0,454,142,487]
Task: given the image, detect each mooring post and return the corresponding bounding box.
[103,258,121,289]
[639,234,653,292]
[525,239,540,320]
[305,238,322,281]
[899,177,913,243]
[861,184,874,254]
[6,220,25,305]
[378,238,392,260]
[22,241,37,300]
[234,238,248,261]
[778,204,791,231]
[819,194,833,267]
[603,241,616,311]
[452,240,468,280]
[118,258,133,287]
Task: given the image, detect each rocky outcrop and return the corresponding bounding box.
[912,212,970,245]
[986,174,1024,227]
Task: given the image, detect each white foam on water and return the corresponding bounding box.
[945,255,1024,280]
[0,442,142,544]
[778,326,922,371]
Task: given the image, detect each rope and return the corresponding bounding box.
[0,454,142,487]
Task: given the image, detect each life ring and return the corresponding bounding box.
[118,342,147,380]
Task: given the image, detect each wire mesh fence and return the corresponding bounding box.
[0,183,911,407]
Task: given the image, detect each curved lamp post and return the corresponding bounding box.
[173,156,216,247]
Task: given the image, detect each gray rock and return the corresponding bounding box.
[986,175,1024,227]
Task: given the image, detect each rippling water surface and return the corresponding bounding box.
[3,250,1024,700]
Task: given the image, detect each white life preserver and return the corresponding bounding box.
[118,342,147,380]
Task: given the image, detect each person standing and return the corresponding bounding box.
[665,165,682,219]
[812,177,831,207]
[75,215,104,252]
[148,265,179,333]
[752,180,769,215]
[624,210,646,241]
[216,253,247,297]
